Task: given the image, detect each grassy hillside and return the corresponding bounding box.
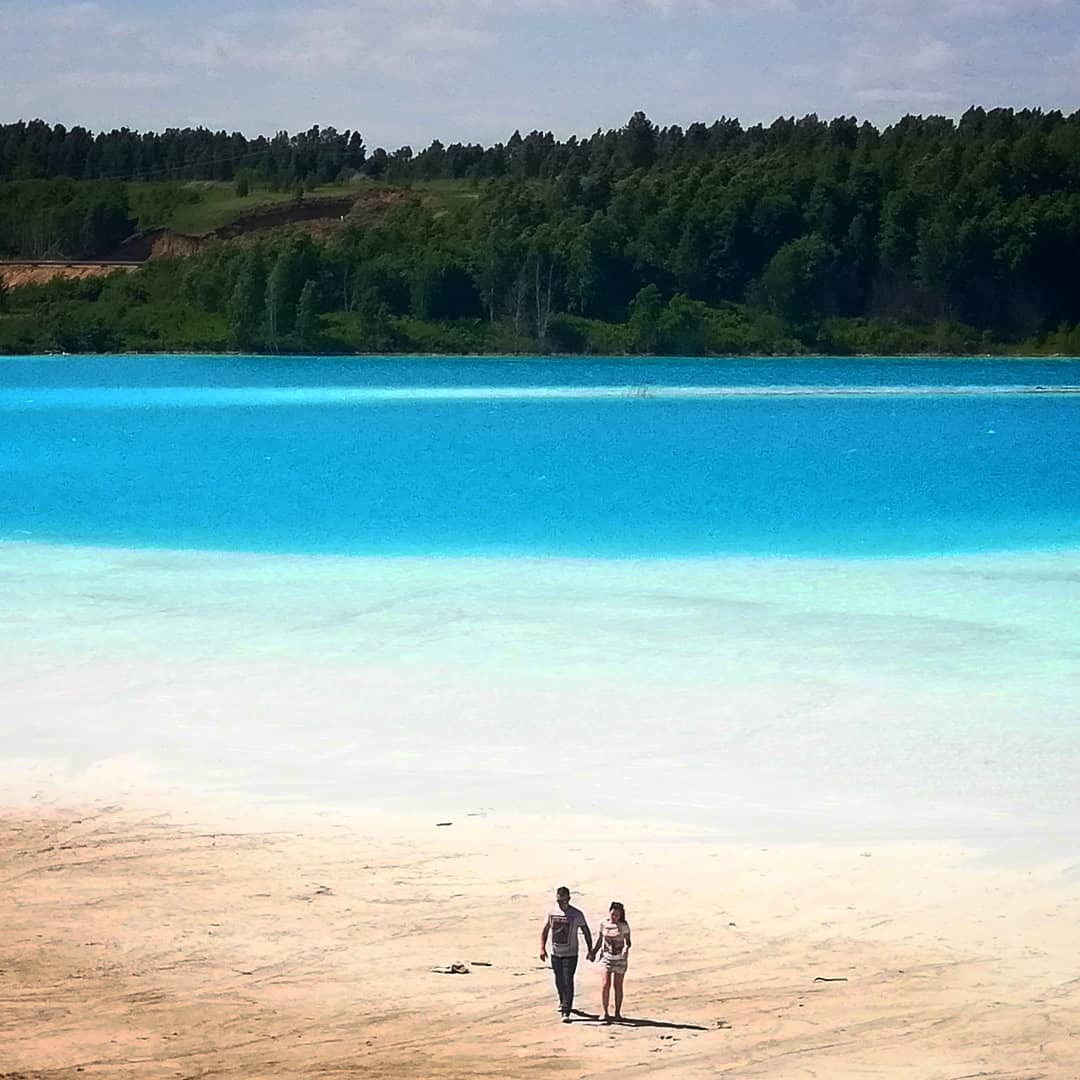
[126,179,481,237]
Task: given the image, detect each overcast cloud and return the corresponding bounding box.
[4,0,1079,147]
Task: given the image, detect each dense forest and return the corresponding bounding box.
[4,108,1080,355]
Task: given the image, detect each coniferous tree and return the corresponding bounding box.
[296,279,318,347]
[227,252,264,347]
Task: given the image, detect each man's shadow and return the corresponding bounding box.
[570,1010,707,1031]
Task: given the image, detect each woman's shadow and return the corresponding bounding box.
[570,1010,706,1030]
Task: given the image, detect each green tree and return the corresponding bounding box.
[264,252,290,343]
[878,189,920,273]
[227,253,264,347]
[657,294,708,354]
[410,252,481,321]
[354,286,396,350]
[296,279,319,347]
[622,112,658,172]
[628,284,663,353]
[755,234,838,326]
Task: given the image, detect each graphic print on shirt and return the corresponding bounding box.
[550,914,572,947]
[602,922,626,956]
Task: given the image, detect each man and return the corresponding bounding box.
[539,885,593,1022]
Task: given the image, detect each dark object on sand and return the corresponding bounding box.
[813,976,849,983]
[432,963,470,974]
[436,821,453,827]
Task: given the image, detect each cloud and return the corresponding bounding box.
[400,21,495,51]
[46,1,103,31]
[166,2,497,75]
[0,0,106,33]
[634,0,792,11]
[800,0,1063,15]
[830,30,965,115]
[910,38,953,75]
[57,70,176,90]
[167,29,242,71]
[855,87,955,105]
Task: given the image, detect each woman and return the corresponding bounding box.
[590,900,631,1022]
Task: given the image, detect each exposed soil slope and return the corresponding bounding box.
[0,262,141,287]
[2,188,410,285]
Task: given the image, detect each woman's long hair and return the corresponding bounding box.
[609,901,626,922]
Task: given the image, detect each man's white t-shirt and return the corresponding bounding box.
[547,904,587,957]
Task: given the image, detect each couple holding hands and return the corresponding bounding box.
[539,885,632,1023]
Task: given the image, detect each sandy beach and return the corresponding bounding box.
[3,795,1079,1078]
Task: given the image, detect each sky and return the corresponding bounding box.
[4,0,1080,149]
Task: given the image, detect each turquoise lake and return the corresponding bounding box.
[2,355,1080,845]
[1,354,1079,557]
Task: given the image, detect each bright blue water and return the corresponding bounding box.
[1,354,1078,558]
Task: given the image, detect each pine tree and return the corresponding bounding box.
[628,284,663,353]
[227,260,262,347]
[296,279,318,348]
[265,255,289,344]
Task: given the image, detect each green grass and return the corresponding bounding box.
[169,181,380,235]
[166,185,294,235]
[130,179,392,236]
[126,177,494,237]
[410,178,483,211]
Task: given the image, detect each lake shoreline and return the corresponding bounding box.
[4,349,1080,361]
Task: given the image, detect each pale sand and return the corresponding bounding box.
[2,794,1079,1079]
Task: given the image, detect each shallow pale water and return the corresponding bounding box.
[1,355,1078,851]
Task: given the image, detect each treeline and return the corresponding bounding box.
[1,122,368,186]
[6,107,1080,353]
[7,108,1080,188]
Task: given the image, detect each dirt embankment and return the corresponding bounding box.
[186,188,409,249]
[151,188,408,251]
[0,262,141,288]
[1,188,410,286]
[216,194,358,238]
